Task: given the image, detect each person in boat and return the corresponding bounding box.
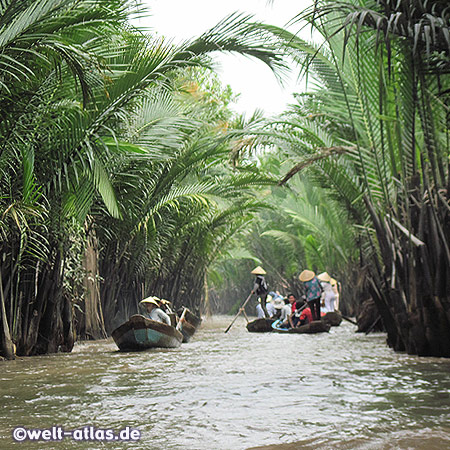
[292,298,313,327]
[299,270,323,321]
[157,298,177,327]
[269,291,284,304]
[289,296,312,328]
[157,298,174,314]
[267,291,284,319]
[256,297,276,318]
[278,293,298,328]
[318,272,336,313]
[251,266,269,317]
[270,291,284,319]
[287,293,298,316]
[330,278,340,310]
[279,297,292,328]
[140,297,171,325]
[289,298,302,327]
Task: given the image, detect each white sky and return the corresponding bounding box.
[136,0,314,116]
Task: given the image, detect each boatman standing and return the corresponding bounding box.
[318,272,336,313]
[140,297,171,325]
[251,266,269,318]
[299,270,323,321]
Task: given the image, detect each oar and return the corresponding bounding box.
[176,307,187,331]
[365,315,381,334]
[341,315,357,326]
[288,302,309,327]
[224,292,253,333]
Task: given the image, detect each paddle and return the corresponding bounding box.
[341,315,358,326]
[287,301,309,328]
[224,292,253,333]
[176,307,187,331]
[365,315,381,334]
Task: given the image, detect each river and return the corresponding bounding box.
[1,316,449,449]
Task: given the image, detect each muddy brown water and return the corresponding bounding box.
[1,316,449,449]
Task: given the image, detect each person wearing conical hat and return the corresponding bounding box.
[317,272,336,313]
[251,266,269,318]
[157,297,174,315]
[140,296,171,325]
[251,266,266,275]
[299,270,323,320]
[317,272,331,283]
[318,272,336,313]
[330,278,340,311]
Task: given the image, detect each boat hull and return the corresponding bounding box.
[112,315,183,351]
[321,311,342,326]
[272,320,331,334]
[177,308,202,343]
[247,318,276,332]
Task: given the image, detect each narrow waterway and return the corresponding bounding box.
[1,316,449,449]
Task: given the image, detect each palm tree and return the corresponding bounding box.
[0,2,289,356]
[208,155,360,315]
[0,0,136,357]
[264,0,450,356]
[94,79,278,331]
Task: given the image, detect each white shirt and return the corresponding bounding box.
[149,308,171,325]
[280,304,291,322]
[321,281,334,295]
[256,302,276,318]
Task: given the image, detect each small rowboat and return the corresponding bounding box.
[112,314,183,351]
[271,319,331,334]
[247,318,276,332]
[177,308,202,343]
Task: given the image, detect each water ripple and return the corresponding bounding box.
[0,316,449,449]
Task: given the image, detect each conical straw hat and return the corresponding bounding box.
[140,296,159,307]
[299,270,315,282]
[330,278,337,286]
[251,266,266,275]
[317,272,331,282]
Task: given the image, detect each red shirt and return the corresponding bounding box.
[300,307,313,324]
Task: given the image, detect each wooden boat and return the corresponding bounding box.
[321,311,342,327]
[247,318,276,332]
[271,319,331,334]
[177,307,202,343]
[112,314,183,351]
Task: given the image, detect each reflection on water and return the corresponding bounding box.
[1,316,449,449]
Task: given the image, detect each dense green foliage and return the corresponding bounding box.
[209,156,358,316]
[0,0,286,356]
[0,0,448,358]
[267,0,450,356]
[212,0,450,358]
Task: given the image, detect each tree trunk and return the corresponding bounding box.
[77,227,107,340]
[0,269,15,359]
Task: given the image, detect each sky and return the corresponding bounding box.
[136,0,313,116]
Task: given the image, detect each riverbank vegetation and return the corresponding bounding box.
[0,0,448,358]
[202,0,450,357]
[282,0,449,357]
[0,0,286,357]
